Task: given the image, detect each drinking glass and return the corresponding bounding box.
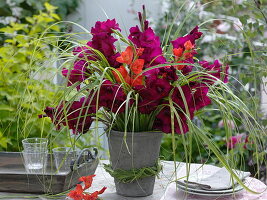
[22,150,48,174]
[52,147,76,174]
[22,138,48,152]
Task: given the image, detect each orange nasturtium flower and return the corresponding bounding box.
[113,46,145,87]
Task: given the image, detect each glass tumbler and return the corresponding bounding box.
[22,150,48,174]
[22,138,48,152]
[52,147,76,174]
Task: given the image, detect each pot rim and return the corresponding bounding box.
[106,130,164,137]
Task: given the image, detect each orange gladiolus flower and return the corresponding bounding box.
[113,65,131,84]
[184,52,193,59]
[116,46,133,65]
[112,66,143,87]
[68,184,84,200]
[175,61,186,70]
[172,40,195,70]
[67,174,106,200]
[184,40,194,50]
[79,175,96,190]
[173,48,183,58]
[131,75,143,86]
[130,59,144,75]
[116,46,144,65]
[114,46,144,87]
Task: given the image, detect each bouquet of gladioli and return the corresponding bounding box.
[40,7,229,135]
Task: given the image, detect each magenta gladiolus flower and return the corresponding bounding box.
[91,19,121,34]
[88,19,121,68]
[134,85,162,114]
[172,85,194,112]
[146,78,172,98]
[39,106,64,130]
[191,83,212,112]
[171,83,211,117]
[153,106,189,134]
[62,60,89,90]
[171,26,202,74]
[128,22,166,68]
[72,46,92,59]
[134,74,173,114]
[199,60,229,83]
[157,66,178,82]
[71,19,121,69]
[171,26,202,49]
[39,97,96,134]
[180,58,195,75]
[66,98,96,134]
[98,80,127,113]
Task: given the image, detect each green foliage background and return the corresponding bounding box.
[0,0,86,152]
[0,0,80,44]
[0,3,62,151]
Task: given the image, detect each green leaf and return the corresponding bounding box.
[0,105,14,111]
[51,13,61,21]
[25,17,35,24]
[0,26,14,34]
[0,131,10,149]
[45,2,57,12]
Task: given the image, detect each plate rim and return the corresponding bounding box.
[176,182,244,194]
[178,187,244,197]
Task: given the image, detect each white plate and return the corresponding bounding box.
[177,182,244,194]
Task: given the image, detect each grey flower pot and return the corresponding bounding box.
[107,130,163,197]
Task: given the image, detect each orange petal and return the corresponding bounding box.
[130,59,144,75]
[173,48,183,58]
[136,48,144,56]
[184,52,193,59]
[116,56,125,64]
[177,65,185,70]
[184,40,194,50]
[75,184,84,193]
[131,75,143,87]
[175,61,186,70]
[116,46,133,65]
[113,66,131,84]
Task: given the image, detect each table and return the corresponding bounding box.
[0,161,266,200]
